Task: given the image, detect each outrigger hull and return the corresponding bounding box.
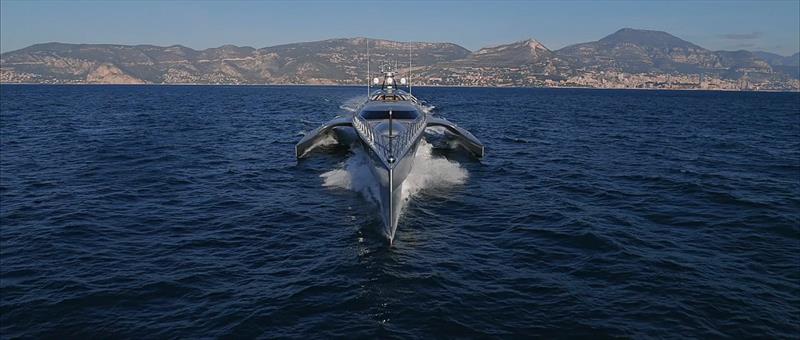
[295,116,353,158]
[426,117,485,158]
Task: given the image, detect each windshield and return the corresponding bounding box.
[360,110,419,120]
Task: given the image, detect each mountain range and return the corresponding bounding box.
[1,28,798,90]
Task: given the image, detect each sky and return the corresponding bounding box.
[1,0,799,55]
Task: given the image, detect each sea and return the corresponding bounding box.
[1,85,798,338]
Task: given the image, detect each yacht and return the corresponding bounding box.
[296,70,484,243]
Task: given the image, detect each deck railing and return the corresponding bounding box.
[353,113,427,163]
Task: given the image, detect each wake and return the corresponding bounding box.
[321,139,467,219]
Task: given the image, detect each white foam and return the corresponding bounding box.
[321,146,380,203]
[321,139,467,218]
[402,139,468,200]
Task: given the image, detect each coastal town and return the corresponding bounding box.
[415,67,800,91]
[3,66,798,91]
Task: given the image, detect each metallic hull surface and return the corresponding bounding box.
[361,133,423,242]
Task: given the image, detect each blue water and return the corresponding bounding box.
[1,85,798,338]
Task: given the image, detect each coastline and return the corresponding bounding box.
[1,82,798,93]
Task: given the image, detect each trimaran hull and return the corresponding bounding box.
[296,65,484,244]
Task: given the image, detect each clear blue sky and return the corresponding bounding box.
[1,0,798,55]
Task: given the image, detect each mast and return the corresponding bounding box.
[366,38,370,97]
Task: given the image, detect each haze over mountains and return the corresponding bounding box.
[1,28,798,90]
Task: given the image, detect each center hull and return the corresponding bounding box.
[362,138,421,243]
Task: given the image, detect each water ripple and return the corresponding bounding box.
[1,85,798,338]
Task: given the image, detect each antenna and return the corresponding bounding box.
[408,41,412,95]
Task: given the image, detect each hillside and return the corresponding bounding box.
[0,39,470,84]
[1,30,798,90]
